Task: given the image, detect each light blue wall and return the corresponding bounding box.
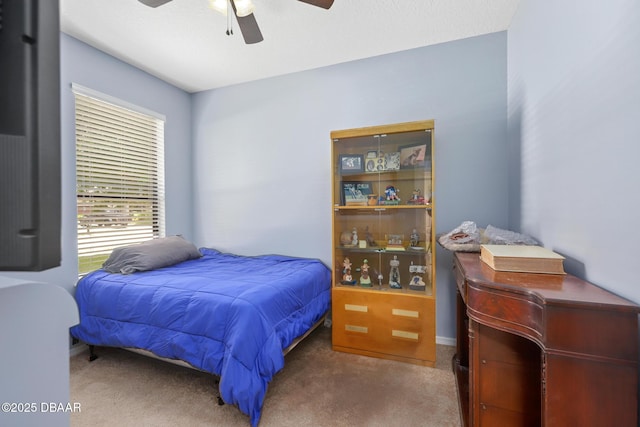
[192,33,509,341]
[0,34,193,296]
[508,0,640,303]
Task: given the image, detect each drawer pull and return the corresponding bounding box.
[392,330,419,340]
[392,308,419,318]
[345,324,368,334]
[345,304,368,313]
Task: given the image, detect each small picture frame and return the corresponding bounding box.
[364,151,401,173]
[365,157,377,172]
[399,143,429,169]
[384,152,401,171]
[365,151,378,172]
[339,154,364,174]
[341,181,373,206]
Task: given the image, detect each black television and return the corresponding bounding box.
[0,0,61,271]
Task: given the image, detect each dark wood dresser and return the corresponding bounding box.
[452,252,639,427]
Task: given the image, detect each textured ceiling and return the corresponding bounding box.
[60,0,520,93]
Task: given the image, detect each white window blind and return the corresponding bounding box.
[73,86,165,274]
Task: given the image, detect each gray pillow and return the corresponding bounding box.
[102,235,202,274]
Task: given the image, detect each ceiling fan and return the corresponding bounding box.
[138,0,334,44]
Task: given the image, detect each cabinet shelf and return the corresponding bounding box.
[334,204,432,210]
[335,246,429,254]
[338,169,431,180]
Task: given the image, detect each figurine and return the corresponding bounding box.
[341,258,356,285]
[340,231,353,246]
[410,229,420,248]
[384,185,400,204]
[408,262,427,291]
[342,268,355,285]
[365,226,377,247]
[408,189,426,205]
[360,259,372,287]
[410,275,426,289]
[351,227,358,246]
[389,255,401,288]
[385,234,405,251]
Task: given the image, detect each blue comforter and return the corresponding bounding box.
[71,248,331,426]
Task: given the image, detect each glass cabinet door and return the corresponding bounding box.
[331,122,435,295]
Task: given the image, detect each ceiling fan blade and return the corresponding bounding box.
[138,0,173,7]
[230,2,264,44]
[297,0,334,9]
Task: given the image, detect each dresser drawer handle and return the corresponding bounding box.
[392,330,419,340]
[391,308,419,318]
[345,324,368,334]
[345,304,368,313]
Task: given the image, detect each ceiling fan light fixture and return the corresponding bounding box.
[208,0,228,16]
[233,0,255,17]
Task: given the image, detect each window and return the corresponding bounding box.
[73,85,165,274]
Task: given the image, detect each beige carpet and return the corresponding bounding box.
[70,326,461,427]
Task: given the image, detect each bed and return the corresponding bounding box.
[70,238,331,427]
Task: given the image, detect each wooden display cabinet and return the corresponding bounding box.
[330,120,436,367]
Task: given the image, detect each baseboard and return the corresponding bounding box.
[436,336,456,347]
[69,342,87,357]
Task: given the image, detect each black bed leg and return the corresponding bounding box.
[88,345,99,362]
[213,377,224,405]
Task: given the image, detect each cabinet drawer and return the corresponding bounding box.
[332,289,435,362]
[468,284,543,336]
[479,404,538,427]
[333,317,431,360]
[478,360,538,413]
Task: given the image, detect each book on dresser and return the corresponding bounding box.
[480,244,566,274]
